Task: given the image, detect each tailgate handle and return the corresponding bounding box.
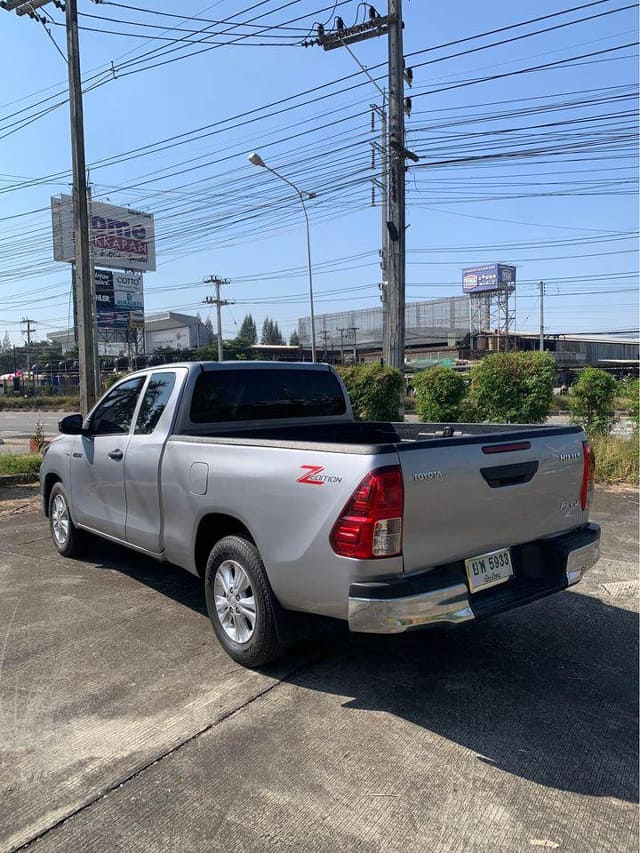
[481,460,538,488]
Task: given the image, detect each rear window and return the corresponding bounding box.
[190,369,347,423]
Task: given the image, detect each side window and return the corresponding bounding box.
[135,372,177,435]
[90,377,145,436]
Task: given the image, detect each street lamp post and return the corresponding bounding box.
[248,152,317,362]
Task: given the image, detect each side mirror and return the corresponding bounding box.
[58,413,84,435]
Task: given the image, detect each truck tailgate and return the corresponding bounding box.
[398,427,587,573]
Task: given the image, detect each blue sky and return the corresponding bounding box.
[0,0,637,346]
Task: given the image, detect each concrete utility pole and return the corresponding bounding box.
[384,0,406,370]
[312,4,416,371]
[203,276,231,361]
[21,317,36,348]
[539,281,545,351]
[66,0,99,414]
[349,326,360,364]
[21,317,36,381]
[319,330,331,360]
[372,98,389,318]
[1,0,99,414]
[337,327,347,364]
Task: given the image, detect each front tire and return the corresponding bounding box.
[204,535,284,667]
[49,483,83,557]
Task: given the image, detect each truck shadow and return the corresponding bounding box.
[289,592,639,804]
[87,538,638,803]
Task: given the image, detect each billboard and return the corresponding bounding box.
[51,195,156,272]
[462,264,516,294]
[95,268,144,329]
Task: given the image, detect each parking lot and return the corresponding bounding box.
[0,485,637,853]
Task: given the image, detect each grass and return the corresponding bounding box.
[591,433,639,485]
[0,453,41,477]
[0,395,80,411]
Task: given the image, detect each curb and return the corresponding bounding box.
[0,474,40,487]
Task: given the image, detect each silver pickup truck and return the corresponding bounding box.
[41,361,600,666]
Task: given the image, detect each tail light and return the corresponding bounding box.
[581,440,595,510]
[330,465,404,559]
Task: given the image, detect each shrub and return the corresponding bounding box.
[622,378,639,430]
[470,351,555,424]
[0,453,41,477]
[590,434,639,484]
[412,366,466,422]
[336,363,403,421]
[569,367,617,436]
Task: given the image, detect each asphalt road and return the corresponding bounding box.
[0,487,637,852]
[0,411,68,440]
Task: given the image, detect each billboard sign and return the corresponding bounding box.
[94,269,144,329]
[52,195,156,272]
[462,264,516,294]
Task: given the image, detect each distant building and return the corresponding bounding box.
[47,311,211,356]
[299,297,639,370]
[144,312,211,352]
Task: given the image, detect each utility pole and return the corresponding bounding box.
[66,0,99,414]
[2,0,98,413]
[384,0,407,370]
[21,317,36,386]
[203,275,231,361]
[337,327,347,365]
[349,326,360,364]
[319,330,331,361]
[371,98,388,319]
[21,317,36,348]
[311,3,416,371]
[539,281,545,351]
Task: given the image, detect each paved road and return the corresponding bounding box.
[0,410,634,443]
[0,487,637,852]
[0,411,68,440]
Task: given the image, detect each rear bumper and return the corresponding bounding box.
[348,523,601,634]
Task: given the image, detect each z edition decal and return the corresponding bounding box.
[296,465,343,485]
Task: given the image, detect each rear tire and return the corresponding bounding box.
[204,535,284,667]
[49,483,84,557]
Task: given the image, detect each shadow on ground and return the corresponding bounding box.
[82,534,639,805]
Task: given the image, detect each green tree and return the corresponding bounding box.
[471,351,555,424]
[569,367,618,436]
[412,366,466,422]
[239,314,258,345]
[337,363,403,421]
[289,330,300,347]
[1,331,10,353]
[261,317,284,345]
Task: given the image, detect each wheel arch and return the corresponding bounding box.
[194,513,255,578]
[42,473,62,517]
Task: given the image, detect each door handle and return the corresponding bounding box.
[108,449,124,461]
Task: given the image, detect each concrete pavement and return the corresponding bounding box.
[0,487,637,852]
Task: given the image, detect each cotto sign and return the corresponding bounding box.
[51,195,156,272]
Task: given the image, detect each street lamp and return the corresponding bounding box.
[248,152,317,362]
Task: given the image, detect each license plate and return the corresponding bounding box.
[465,547,513,593]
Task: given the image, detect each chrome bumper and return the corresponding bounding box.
[348,525,601,634]
[565,538,600,586]
[348,583,474,634]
